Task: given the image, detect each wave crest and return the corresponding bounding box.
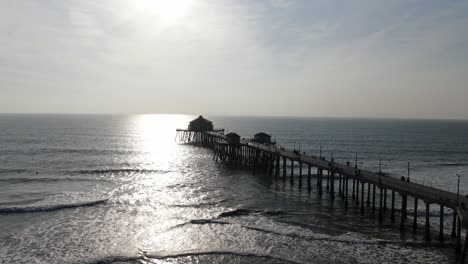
[76,169,169,174]
[0,199,108,214]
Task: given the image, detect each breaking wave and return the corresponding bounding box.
[218,208,286,218]
[0,199,108,214]
[0,177,104,184]
[75,169,170,174]
[88,250,303,264]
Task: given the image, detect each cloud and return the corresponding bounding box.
[0,0,467,118]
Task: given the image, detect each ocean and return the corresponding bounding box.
[1,114,468,263]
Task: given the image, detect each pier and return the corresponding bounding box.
[177,116,468,262]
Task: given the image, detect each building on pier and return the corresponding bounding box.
[188,115,213,132]
[226,132,241,146]
[253,132,273,145]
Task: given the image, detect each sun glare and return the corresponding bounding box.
[135,0,194,25]
[133,114,192,169]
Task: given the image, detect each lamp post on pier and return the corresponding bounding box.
[355,153,358,169]
[407,162,411,182]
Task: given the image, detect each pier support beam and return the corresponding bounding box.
[400,195,407,231]
[384,189,387,209]
[367,183,371,205]
[352,179,356,200]
[439,205,444,241]
[356,179,360,206]
[282,157,286,180]
[339,174,342,196]
[372,184,376,212]
[462,229,468,263]
[299,162,303,188]
[391,190,395,221]
[452,210,457,238]
[360,182,365,214]
[344,176,349,207]
[290,160,294,184]
[318,169,323,196]
[413,198,418,229]
[425,202,431,241]
[307,165,311,190]
[330,170,335,201]
[379,187,384,221]
[457,216,462,254]
[276,155,280,177]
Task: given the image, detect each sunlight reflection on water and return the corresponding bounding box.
[132,114,193,171]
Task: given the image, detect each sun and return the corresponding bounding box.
[135,0,194,25]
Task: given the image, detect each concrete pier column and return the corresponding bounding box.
[338,174,342,196]
[326,171,330,190]
[276,155,280,176]
[452,210,457,238]
[270,153,274,173]
[307,165,311,189]
[299,162,303,188]
[330,171,335,200]
[282,157,286,179]
[383,189,387,209]
[268,153,274,175]
[345,176,349,207]
[299,162,303,177]
[356,179,360,206]
[424,202,431,241]
[318,169,323,196]
[367,183,371,205]
[316,168,320,187]
[413,198,418,229]
[379,188,384,221]
[352,179,356,200]
[462,229,468,263]
[391,190,395,221]
[400,195,407,231]
[360,181,365,214]
[290,160,294,184]
[460,229,468,263]
[342,174,346,199]
[372,184,376,212]
[457,216,462,253]
[439,205,444,241]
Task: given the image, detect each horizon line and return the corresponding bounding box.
[1,112,467,121]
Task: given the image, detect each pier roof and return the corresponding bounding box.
[190,115,212,125]
[188,115,214,132]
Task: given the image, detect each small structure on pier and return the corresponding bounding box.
[188,115,213,132]
[253,132,273,145]
[226,132,241,146]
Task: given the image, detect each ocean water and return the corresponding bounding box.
[0,114,467,264]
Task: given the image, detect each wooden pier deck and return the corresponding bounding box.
[176,128,468,262]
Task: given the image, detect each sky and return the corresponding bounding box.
[1,0,468,119]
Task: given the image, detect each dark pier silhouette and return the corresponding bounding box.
[177,116,468,262]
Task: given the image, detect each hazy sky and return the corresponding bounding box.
[1,0,468,119]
